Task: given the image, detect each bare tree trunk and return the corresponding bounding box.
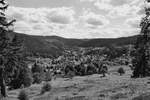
[0,78,7,97]
[0,67,7,98]
[103,72,105,77]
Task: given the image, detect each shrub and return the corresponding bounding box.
[111,93,127,100]
[41,82,52,94]
[45,71,52,82]
[9,67,33,89]
[22,68,33,87]
[0,94,2,100]
[132,94,150,100]
[18,90,29,100]
[117,67,125,76]
[31,63,44,73]
[67,71,75,78]
[33,73,43,84]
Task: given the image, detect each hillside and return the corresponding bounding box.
[6,65,150,100]
[10,32,137,57]
[79,36,137,47]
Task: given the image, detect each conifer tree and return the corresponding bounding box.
[0,0,24,97]
[132,0,150,77]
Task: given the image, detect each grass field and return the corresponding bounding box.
[5,65,150,100]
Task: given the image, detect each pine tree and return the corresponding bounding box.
[0,0,23,97]
[132,0,150,78]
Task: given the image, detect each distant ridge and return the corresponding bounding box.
[10,32,138,57]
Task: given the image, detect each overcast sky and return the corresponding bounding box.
[6,0,144,38]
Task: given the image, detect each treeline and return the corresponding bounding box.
[84,45,132,60]
[11,32,137,58]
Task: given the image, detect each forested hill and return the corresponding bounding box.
[10,32,138,57]
[78,36,137,47]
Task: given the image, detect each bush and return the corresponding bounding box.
[0,94,2,99]
[9,67,33,89]
[22,68,33,87]
[132,94,150,100]
[33,73,43,84]
[111,93,127,100]
[41,82,52,94]
[117,67,125,76]
[18,90,29,100]
[67,71,75,78]
[32,63,44,73]
[45,71,52,82]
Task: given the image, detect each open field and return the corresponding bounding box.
[5,65,150,100]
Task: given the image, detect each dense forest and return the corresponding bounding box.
[10,32,137,58]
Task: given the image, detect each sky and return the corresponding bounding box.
[6,0,145,38]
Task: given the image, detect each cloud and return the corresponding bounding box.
[46,7,75,24]
[81,0,143,17]
[80,11,109,28]
[14,21,33,33]
[108,0,143,18]
[6,0,144,38]
[94,0,113,11]
[125,16,141,28]
[6,6,76,36]
[7,7,75,24]
[80,0,129,6]
[80,0,96,2]
[80,0,113,11]
[108,5,140,18]
[110,0,128,6]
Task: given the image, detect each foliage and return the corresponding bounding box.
[131,6,150,77]
[0,10,21,80]
[41,82,52,94]
[132,93,150,100]
[102,46,129,60]
[33,72,43,84]
[117,67,125,76]
[0,0,25,97]
[31,62,45,84]
[0,94,2,100]
[18,90,29,100]
[18,67,33,87]
[86,63,97,75]
[31,62,44,73]
[45,71,52,82]
[10,67,33,89]
[14,32,137,58]
[111,93,128,100]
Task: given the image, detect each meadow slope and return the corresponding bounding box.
[6,65,150,100]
